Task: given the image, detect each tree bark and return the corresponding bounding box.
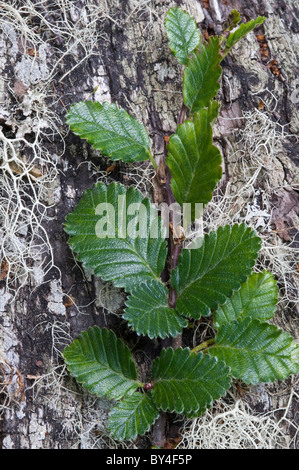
[0,0,298,449]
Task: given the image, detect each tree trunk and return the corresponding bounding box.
[0,0,298,449]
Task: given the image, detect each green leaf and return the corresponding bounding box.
[63,326,141,399]
[224,16,266,56]
[183,36,222,113]
[124,280,188,339]
[166,101,222,217]
[64,182,167,293]
[66,101,152,163]
[214,270,278,329]
[171,224,261,319]
[152,347,231,414]
[165,7,201,65]
[223,9,241,32]
[107,391,159,441]
[209,318,299,384]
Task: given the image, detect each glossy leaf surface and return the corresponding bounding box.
[107,391,159,441]
[124,280,188,339]
[224,16,265,55]
[183,36,222,113]
[166,101,222,217]
[64,182,167,293]
[165,7,201,65]
[152,347,231,414]
[214,270,278,329]
[210,318,299,384]
[171,224,261,319]
[66,101,152,163]
[63,327,140,399]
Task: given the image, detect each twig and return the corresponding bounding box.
[151,102,187,447]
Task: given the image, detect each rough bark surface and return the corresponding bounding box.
[0,0,298,449]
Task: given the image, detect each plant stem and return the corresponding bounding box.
[149,151,158,170]
[164,140,181,317]
[151,101,188,448]
[176,103,187,129]
[151,412,167,448]
[152,104,187,447]
[191,338,215,354]
[167,101,188,338]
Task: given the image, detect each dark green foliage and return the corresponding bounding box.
[64,182,167,293]
[63,327,141,400]
[165,7,201,65]
[210,318,299,384]
[62,7,298,443]
[166,101,222,218]
[107,391,159,441]
[171,224,261,318]
[183,36,222,113]
[152,347,231,414]
[66,101,152,163]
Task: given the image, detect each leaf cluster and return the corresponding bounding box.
[62,8,299,442]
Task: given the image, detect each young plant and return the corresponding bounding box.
[62,8,299,443]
